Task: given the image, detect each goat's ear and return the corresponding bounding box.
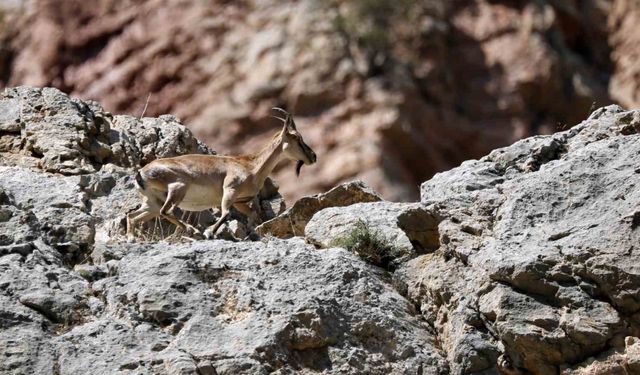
[286,117,297,132]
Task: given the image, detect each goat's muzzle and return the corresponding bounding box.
[295,153,317,176]
[309,150,317,163]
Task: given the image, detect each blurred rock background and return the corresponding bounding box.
[0,0,638,201]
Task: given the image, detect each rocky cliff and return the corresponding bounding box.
[1,87,640,374]
[1,0,639,201]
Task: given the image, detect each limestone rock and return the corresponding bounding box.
[394,105,640,374]
[58,239,448,375]
[108,114,214,168]
[256,177,287,223]
[5,87,113,174]
[0,88,449,373]
[256,180,382,238]
[214,219,249,242]
[0,188,39,252]
[305,202,440,264]
[0,86,214,173]
[0,241,89,375]
[562,336,640,374]
[0,166,94,257]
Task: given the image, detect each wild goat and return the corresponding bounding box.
[126,108,317,240]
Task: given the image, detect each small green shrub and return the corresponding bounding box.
[331,219,400,270]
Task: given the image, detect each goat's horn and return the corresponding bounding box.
[270,115,287,123]
[272,107,296,130]
[271,107,290,118]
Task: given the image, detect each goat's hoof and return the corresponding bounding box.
[185,225,202,236]
[203,229,215,240]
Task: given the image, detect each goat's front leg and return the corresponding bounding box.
[204,188,236,239]
[234,202,258,228]
[251,196,264,222]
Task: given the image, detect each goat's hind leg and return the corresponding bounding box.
[160,182,202,236]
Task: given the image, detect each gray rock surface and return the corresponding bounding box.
[2,87,640,375]
[562,336,640,374]
[0,166,94,263]
[108,113,214,168]
[0,86,213,173]
[67,239,446,375]
[305,202,440,262]
[256,180,382,238]
[0,240,90,375]
[391,105,640,374]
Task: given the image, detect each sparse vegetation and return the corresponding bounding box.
[331,219,400,270]
[127,212,207,243]
[336,0,411,52]
[319,0,416,75]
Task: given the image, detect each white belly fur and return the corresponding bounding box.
[179,184,221,211]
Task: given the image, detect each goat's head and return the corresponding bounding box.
[272,107,317,176]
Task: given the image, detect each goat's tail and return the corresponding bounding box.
[134,170,146,190]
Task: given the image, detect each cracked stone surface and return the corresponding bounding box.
[2,87,640,374]
[73,239,447,375]
[391,105,640,374]
[257,180,383,239]
[305,202,441,268]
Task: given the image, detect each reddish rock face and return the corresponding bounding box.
[609,0,640,109]
[0,0,637,201]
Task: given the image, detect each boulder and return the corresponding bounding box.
[0,241,90,375]
[54,239,448,375]
[394,105,640,374]
[256,180,382,238]
[0,166,94,258]
[4,87,112,175]
[108,114,214,168]
[305,202,441,267]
